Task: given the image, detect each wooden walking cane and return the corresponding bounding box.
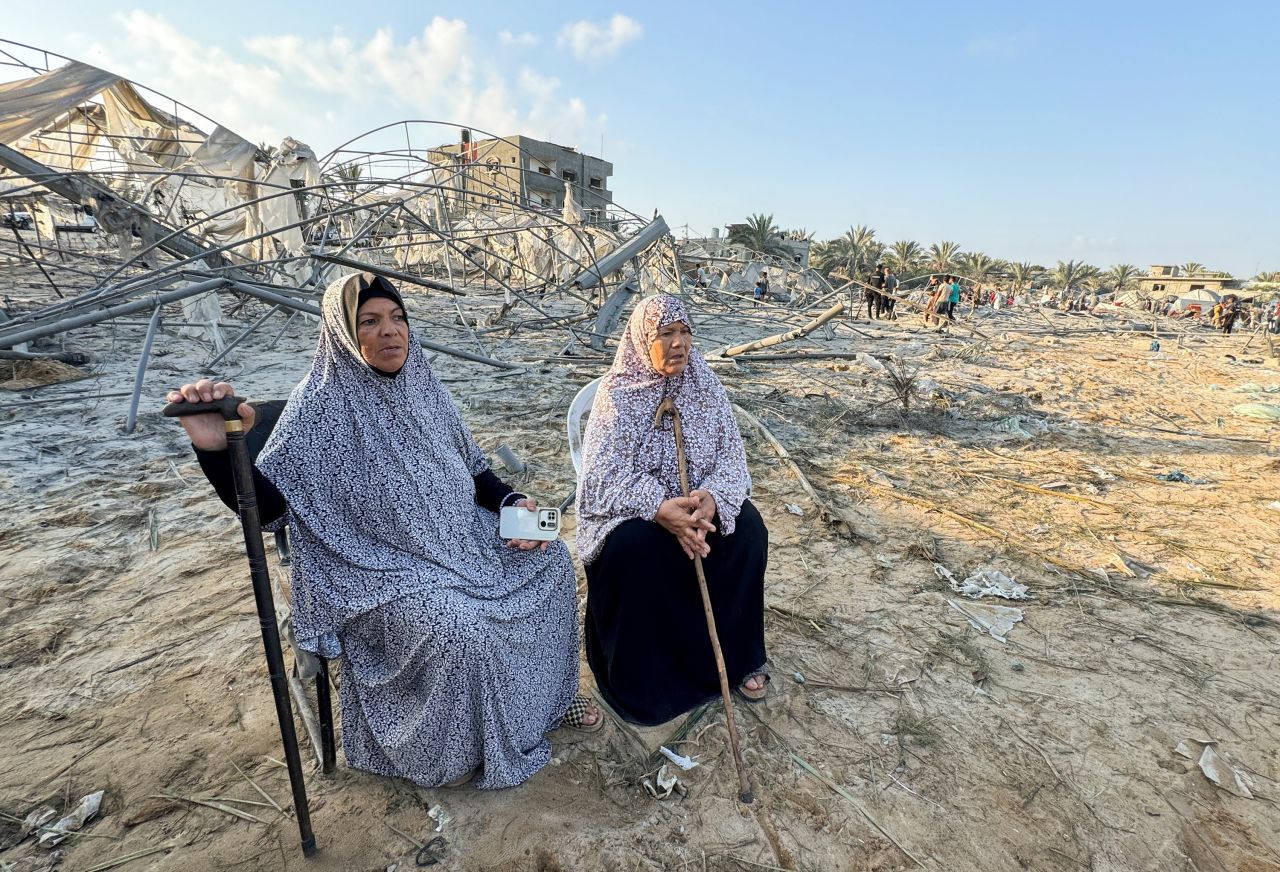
[654,396,754,804]
[163,394,318,857]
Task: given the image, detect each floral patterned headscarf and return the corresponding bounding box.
[574,294,751,564]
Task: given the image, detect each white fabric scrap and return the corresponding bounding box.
[947,599,1023,643]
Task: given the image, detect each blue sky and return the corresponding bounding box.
[7,1,1278,275]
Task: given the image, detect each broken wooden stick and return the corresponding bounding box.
[719,301,846,357]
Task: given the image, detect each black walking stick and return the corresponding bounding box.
[654,397,754,804]
[163,395,317,857]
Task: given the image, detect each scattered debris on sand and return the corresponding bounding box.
[2,39,1278,872]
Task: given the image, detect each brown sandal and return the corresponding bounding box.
[737,672,769,702]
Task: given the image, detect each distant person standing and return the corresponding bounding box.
[759,270,770,302]
[882,267,899,320]
[1220,296,1240,335]
[924,276,944,326]
[696,264,709,289]
[871,265,887,319]
[947,276,961,321]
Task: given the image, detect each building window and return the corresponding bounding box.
[538,166,551,175]
[1189,284,1204,292]
[562,170,576,182]
[589,177,603,189]
[1153,284,1165,292]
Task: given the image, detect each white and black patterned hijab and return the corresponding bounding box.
[256,273,499,654]
[575,294,751,564]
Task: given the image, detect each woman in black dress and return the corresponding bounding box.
[575,294,768,725]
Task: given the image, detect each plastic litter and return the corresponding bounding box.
[990,415,1051,441]
[21,806,57,838]
[1155,469,1208,484]
[937,565,1031,600]
[1088,465,1116,482]
[642,764,684,800]
[1231,402,1280,421]
[947,599,1023,643]
[658,746,699,770]
[427,803,450,833]
[38,790,103,848]
[792,671,806,685]
[855,352,886,372]
[785,503,804,516]
[1176,740,1255,799]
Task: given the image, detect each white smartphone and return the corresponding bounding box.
[499,505,561,541]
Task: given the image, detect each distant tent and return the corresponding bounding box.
[1174,287,1220,311]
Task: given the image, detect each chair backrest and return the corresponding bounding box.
[567,376,603,477]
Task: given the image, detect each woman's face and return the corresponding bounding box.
[355,296,409,372]
[649,320,692,377]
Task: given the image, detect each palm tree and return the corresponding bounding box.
[1050,259,1099,293]
[888,239,925,276]
[727,213,791,258]
[1254,270,1280,283]
[328,161,364,196]
[927,241,962,275]
[956,251,1003,285]
[1009,262,1043,296]
[840,224,878,279]
[1180,261,1205,277]
[1105,263,1140,294]
[810,238,848,276]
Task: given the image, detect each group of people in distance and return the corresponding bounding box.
[924,274,963,325]
[167,274,768,791]
[863,264,900,320]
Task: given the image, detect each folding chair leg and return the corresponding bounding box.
[316,659,337,774]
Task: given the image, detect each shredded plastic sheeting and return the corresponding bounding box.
[936,565,1031,600]
[947,599,1023,643]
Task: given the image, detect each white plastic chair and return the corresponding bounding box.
[567,376,602,477]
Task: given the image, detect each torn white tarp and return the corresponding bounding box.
[0,61,120,146]
[947,599,1023,643]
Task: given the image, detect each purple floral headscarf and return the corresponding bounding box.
[575,294,751,564]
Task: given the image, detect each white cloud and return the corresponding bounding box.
[63,13,604,153]
[557,14,643,62]
[498,30,540,48]
[83,11,288,145]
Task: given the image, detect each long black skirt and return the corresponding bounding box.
[585,500,768,726]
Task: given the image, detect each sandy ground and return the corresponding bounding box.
[2,282,1278,872]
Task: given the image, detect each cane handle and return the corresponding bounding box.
[162,395,246,421]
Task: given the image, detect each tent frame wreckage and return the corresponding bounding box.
[0,40,850,857]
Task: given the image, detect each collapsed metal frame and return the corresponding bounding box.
[0,44,703,433]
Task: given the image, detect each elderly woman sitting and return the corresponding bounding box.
[167,273,600,790]
[576,294,768,725]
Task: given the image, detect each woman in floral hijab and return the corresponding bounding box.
[576,294,768,725]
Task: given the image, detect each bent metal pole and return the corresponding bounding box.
[653,396,754,804]
[161,395,317,857]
